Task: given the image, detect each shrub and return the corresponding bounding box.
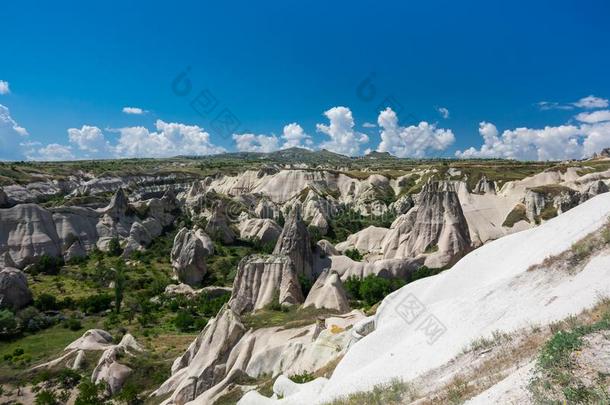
[344,275,405,307]
[0,310,20,339]
[29,255,64,275]
[35,389,59,405]
[64,316,82,331]
[174,310,195,332]
[17,307,54,333]
[289,372,315,383]
[299,275,314,298]
[107,237,123,257]
[35,293,60,311]
[75,380,109,405]
[344,248,363,261]
[78,294,112,314]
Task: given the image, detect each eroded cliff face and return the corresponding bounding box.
[383,181,472,268]
[273,206,314,279]
[171,227,215,286]
[0,188,178,268]
[228,255,303,315]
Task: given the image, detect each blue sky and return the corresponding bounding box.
[1,0,610,161]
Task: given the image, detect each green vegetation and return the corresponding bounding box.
[241,306,338,330]
[344,275,405,307]
[529,305,610,404]
[326,209,396,244]
[502,203,529,227]
[326,378,418,405]
[344,248,363,261]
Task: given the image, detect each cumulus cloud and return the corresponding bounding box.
[25,143,75,161]
[573,95,609,109]
[437,107,450,119]
[122,106,146,115]
[232,133,279,153]
[455,119,610,161]
[68,125,111,155]
[575,110,610,124]
[0,81,9,95]
[0,104,29,160]
[317,106,369,156]
[115,120,226,157]
[376,107,455,158]
[281,123,312,149]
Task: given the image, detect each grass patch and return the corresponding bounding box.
[241,306,339,330]
[325,378,418,405]
[502,203,529,227]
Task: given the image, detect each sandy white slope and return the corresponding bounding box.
[239,192,610,404]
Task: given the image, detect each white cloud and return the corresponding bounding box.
[68,125,111,155]
[573,95,608,109]
[317,106,368,156]
[537,95,609,111]
[0,81,9,95]
[437,107,450,119]
[122,106,146,115]
[0,104,29,160]
[281,123,312,149]
[115,120,226,157]
[575,110,610,124]
[536,101,574,111]
[376,107,455,158]
[26,143,75,161]
[232,133,279,153]
[454,120,610,161]
[362,122,377,128]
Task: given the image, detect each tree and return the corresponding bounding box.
[113,265,126,314]
[107,237,123,257]
[35,389,59,405]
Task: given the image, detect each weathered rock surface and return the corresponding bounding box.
[0,267,32,309]
[0,188,11,208]
[239,218,282,245]
[171,228,214,286]
[65,329,114,351]
[229,255,303,315]
[273,207,313,279]
[524,186,582,223]
[205,202,236,244]
[472,176,496,194]
[382,181,471,267]
[303,270,350,312]
[335,226,389,255]
[0,203,62,268]
[92,346,134,395]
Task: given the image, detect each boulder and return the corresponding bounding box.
[335,226,389,255]
[0,204,62,268]
[273,206,313,279]
[170,228,214,286]
[0,267,33,309]
[303,270,350,313]
[585,180,609,198]
[229,255,304,315]
[65,329,114,351]
[239,218,282,245]
[389,194,414,215]
[205,202,236,244]
[91,346,133,395]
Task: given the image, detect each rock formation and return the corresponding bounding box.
[383,181,471,267]
[0,188,10,208]
[0,267,33,309]
[0,204,62,268]
[205,202,236,244]
[524,186,582,223]
[303,270,350,312]
[171,227,214,286]
[229,255,304,315]
[472,176,496,194]
[335,226,389,255]
[239,218,282,245]
[273,206,313,279]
